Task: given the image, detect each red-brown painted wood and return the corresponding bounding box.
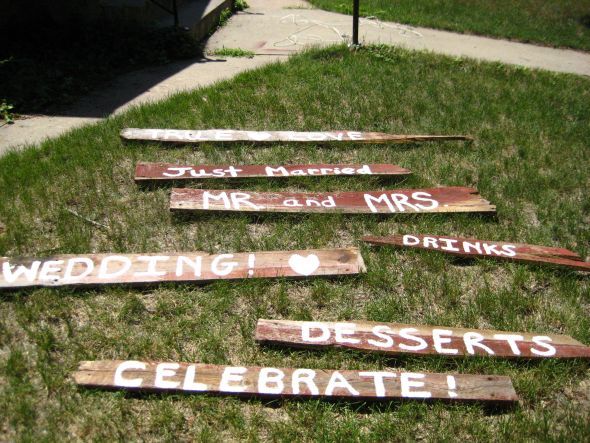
[169,187,495,214]
[121,128,472,144]
[73,360,518,404]
[134,162,411,181]
[362,234,590,272]
[255,319,590,359]
[0,248,365,289]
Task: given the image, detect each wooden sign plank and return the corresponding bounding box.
[362,234,590,272]
[121,128,472,144]
[135,162,411,181]
[170,187,495,214]
[73,360,518,404]
[0,248,365,289]
[255,319,590,359]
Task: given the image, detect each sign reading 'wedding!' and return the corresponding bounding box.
[0,248,365,289]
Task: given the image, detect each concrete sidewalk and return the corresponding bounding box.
[2,0,589,155]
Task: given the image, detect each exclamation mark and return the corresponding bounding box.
[447,375,458,398]
[248,254,255,277]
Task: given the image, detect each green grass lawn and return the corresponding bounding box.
[1,45,589,440]
[308,0,590,51]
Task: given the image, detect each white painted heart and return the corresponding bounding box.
[288,254,320,276]
[247,131,272,141]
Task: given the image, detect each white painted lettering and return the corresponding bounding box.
[202,191,231,210]
[175,256,202,277]
[400,373,431,398]
[531,336,556,356]
[364,193,395,213]
[230,192,260,210]
[292,369,319,395]
[432,329,459,354]
[403,235,420,246]
[2,261,41,283]
[63,258,94,281]
[301,322,331,342]
[38,260,64,281]
[367,325,394,348]
[325,371,360,396]
[398,328,428,351]
[219,367,247,392]
[334,323,360,344]
[183,365,208,391]
[114,361,145,387]
[358,371,396,397]
[258,368,285,394]
[155,363,180,389]
[134,256,169,277]
[98,256,132,279]
[412,192,439,210]
[211,254,238,276]
[493,334,524,355]
[463,332,495,355]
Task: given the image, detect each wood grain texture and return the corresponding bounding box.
[0,248,365,289]
[170,187,495,214]
[134,162,411,181]
[121,128,473,144]
[362,234,590,272]
[255,319,590,359]
[73,360,518,404]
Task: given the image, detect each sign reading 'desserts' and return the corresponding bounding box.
[363,234,590,272]
[255,320,590,359]
[121,128,472,144]
[0,248,365,289]
[73,360,518,404]
[170,187,495,214]
[135,162,411,181]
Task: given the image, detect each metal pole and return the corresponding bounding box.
[172,0,179,27]
[352,0,360,46]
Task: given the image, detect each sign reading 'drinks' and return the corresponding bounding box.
[0,248,365,289]
[135,162,411,181]
[121,128,472,144]
[363,234,590,272]
[73,360,518,404]
[255,320,590,359]
[170,187,495,214]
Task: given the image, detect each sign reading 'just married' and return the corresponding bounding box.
[121,128,472,144]
[0,248,365,289]
[73,360,518,404]
[255,320,590,359]
[135,163,410,181]
[170,187,495,214]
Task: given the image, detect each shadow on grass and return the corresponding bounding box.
[80,386,519,415]
[0,20,206,117]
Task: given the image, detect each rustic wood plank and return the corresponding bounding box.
[121,128,473,144]
[0,248,365,290]
[73,360,518,404]
[255,319,590,359]
[362,234,590,272]
[135,162,411,181]
[170,187,495,214]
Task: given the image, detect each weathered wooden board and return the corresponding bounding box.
[362,234,590,272]
[121,128,472,144]
[73,360,518,404]
[255,319,590,359]
[170,187,495,214]
[0,248,365,289]
[135,162,411,181]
